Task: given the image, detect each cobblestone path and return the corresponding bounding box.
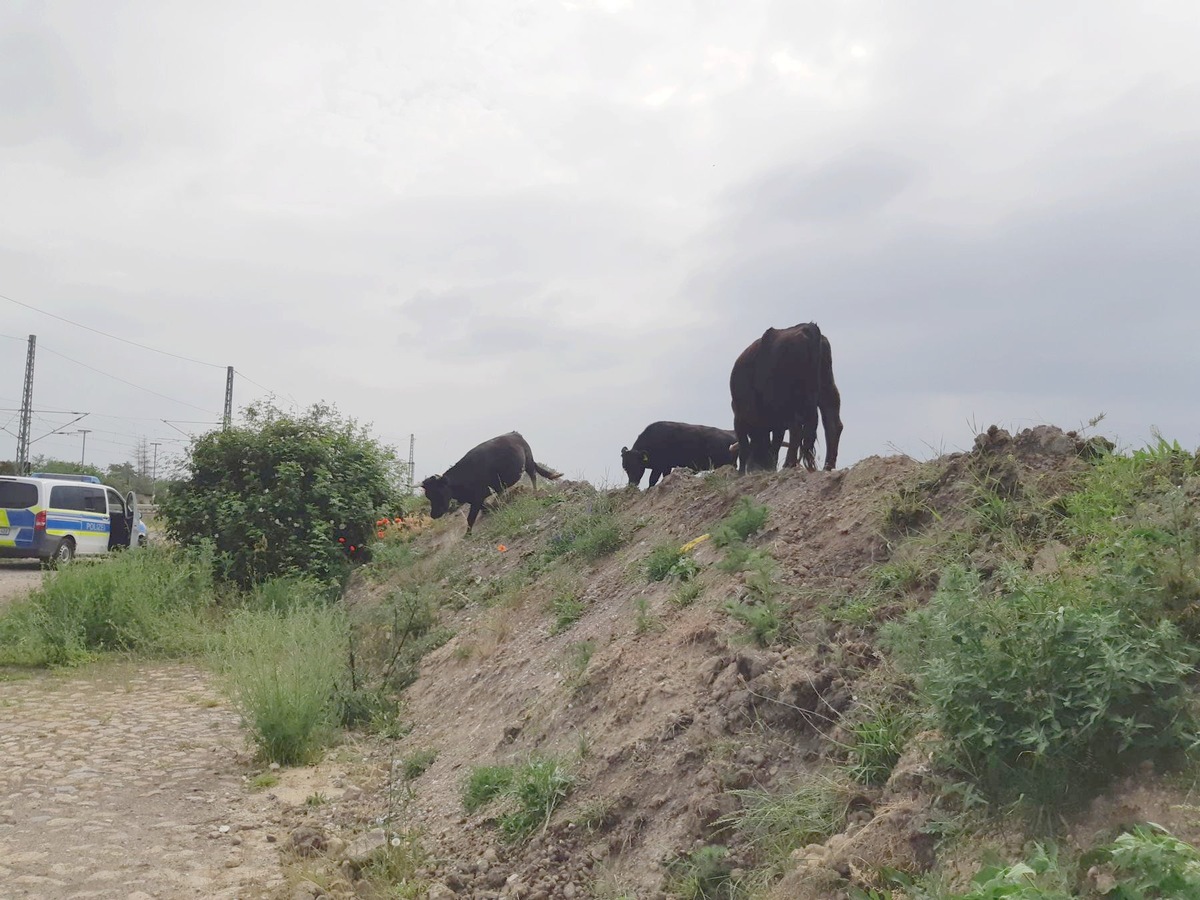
[0,663,284,899]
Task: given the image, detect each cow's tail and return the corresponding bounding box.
[534,462,563,480]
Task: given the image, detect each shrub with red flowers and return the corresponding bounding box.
[161,401,407,587]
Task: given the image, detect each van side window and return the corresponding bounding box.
[50,485,87,511]
[106,489,125,517]
[82,488,106,513]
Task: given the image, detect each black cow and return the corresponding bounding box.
[421,432,561,533]
[620,421,737,487]
[730,323,843,473]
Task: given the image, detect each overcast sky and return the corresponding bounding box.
[2,0,1199,485]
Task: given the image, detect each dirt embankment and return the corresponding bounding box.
[251,424,1196,899]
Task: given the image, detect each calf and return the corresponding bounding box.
[621,421,737,487]
[422,432,561,533]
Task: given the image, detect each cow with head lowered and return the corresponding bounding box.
[421,431,561,533]
[621,421,738,488]
[729,322,843,474]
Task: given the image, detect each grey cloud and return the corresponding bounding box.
[728,149,920,224]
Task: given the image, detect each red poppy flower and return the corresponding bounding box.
[377,531,385,539]
[338,537,346,543]
[497,544,507,552]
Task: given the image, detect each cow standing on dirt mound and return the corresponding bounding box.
[729,323,843,473]
[621,421,738,487]
[421,432,562,533]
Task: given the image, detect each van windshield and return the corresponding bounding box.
[0,481,38,509]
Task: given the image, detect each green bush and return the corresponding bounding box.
[712,497,770,547]
[1099,824,1200,899]
[887,566,1199,802]
[950,843,1072,900]
[0,545,216,665]
[161,401,403,588]
[213,603,348,765]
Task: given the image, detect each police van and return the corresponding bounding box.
[0,473,140,565]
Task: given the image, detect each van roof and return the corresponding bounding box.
[29,472,102,484]
[1,475,111,489]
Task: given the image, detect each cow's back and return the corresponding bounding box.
[444,432,530,499]
[634,421,736,470]
[755,323,823,413]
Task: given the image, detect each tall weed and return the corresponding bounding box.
[214,603,347,765]
[0,546,216,665]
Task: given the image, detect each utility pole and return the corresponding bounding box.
[224,366,234,429]
[15,335,35,475]
[77,429,92,467]
[150,441,162,503]
[407,433,415,493]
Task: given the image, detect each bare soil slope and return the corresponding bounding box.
[320,425,1198,898]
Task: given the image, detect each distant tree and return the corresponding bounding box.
[160,401,405,588]
[0,460,16,475]
[104,462,157,497]
[27,456,105,480]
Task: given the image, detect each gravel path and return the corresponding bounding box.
[0,663,285,899]
[0,561,43,610]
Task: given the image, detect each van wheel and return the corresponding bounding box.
[51,538,75,566]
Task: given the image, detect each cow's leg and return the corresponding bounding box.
[648,468,664,487]
[781,428,798,469]
[820,384,844,471]
[801,404,819,472]
[466,502,483,533]
[735,423,750,474]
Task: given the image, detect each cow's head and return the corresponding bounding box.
[620,446,649,486]
[421,475,452,519]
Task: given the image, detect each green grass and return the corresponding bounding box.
[0,545,217,666]
[543,493,626,562]
[724,598,783,646]
[357,831,428,898]
[846,701,918,786]
[549,587,586,635]
[480,492,556,538]
[645,543,686,581]
[213,603,348,765]
[718,775,850,877]
[711,497,770,547]
[249,772,280,790]
[672,579,704,607]
[560,639,596,693]
[400,748,438,780]
[666,845,741,900]
[462,765,515,813]
[461,757,576,842]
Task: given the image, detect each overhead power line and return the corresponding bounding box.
[1,291,225,369]
[40,345,220,416]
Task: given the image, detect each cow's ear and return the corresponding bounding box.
[621,446,629,454]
